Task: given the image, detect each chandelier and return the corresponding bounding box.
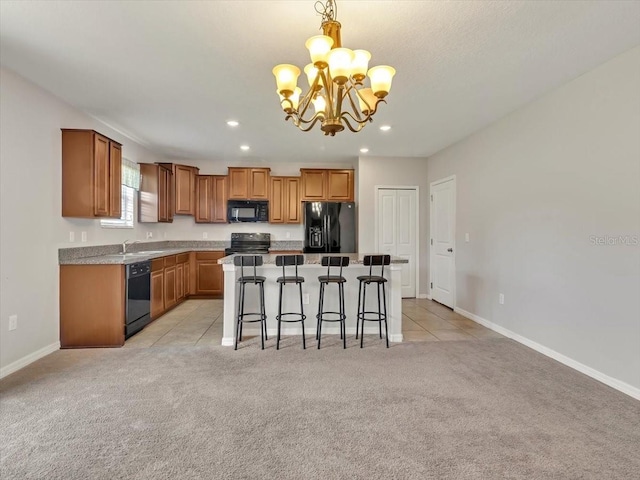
[272,0,396,136]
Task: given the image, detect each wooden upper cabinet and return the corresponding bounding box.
[138,163,173,223]
[270,176,301,224]
[62,129,122,218]
[228,167,270,200]
[300,168,354,202]
[174,164,199,215]
[195,175,228,223]
[300,169,326,201]
[326,169,354,201]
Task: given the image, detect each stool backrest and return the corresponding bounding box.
[233,255,264,280]
[275,254,304,278]
[363,254,391,278]
[321,256,349,277]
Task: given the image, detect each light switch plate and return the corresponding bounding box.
[9,314,17,331]
[499,293,505,305]
[465,233,470,242]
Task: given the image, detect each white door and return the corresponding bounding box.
[377,188,417,298]
[430,177,455,308]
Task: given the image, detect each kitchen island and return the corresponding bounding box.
[218,254,408,346]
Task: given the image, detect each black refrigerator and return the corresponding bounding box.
[303,202,356,253]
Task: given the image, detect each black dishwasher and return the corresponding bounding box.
[125,261,151,338]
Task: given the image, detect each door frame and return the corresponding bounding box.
[429,175,456,307]
[374,185,420,298]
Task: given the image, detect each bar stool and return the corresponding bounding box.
[316,256,349,349]
[356,255,391,348]
[275,255,306,350]
[234,255,267,350]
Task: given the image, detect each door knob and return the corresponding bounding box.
[447,248,453,252]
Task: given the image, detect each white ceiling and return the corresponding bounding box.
[1,1,639,163]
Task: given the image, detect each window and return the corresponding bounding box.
[100,185,135,228]
[100,158,140,229]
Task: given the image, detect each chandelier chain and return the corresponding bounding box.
[314,0,337,24]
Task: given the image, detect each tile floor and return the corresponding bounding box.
[125,298,503,348]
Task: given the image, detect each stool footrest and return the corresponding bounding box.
[276,313,306,323]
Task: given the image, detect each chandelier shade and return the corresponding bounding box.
[272,0,395,136]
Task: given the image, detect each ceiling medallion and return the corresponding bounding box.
[272,0,395,136]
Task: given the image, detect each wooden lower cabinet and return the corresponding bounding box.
[164,265,177,310]
[194,251,225,297]
[60,264,125,348]
[176,263,184,300]
[151,269,165,319]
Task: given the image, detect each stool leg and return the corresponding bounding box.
[377,282,383,339]
[260,282,268,341]
[316,282,324,341]
[360,283,367,348]
[356,281,362,339]
[276,282,283,350]
[317,283,323,349]
[383,282,389,348]
[259,283,265,350]
[340,282,346,349]
[234,282,244,350]
[299,282,306,349]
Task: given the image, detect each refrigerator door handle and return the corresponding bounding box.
[324,215,329,252]
[327,216,331,252]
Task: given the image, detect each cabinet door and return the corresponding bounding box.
[109,142,122,218]
[269,177,285,223]
[175,165,196,215]
[285,177,301,223]
[195,175,212,223]
[195,261,224,296]
[151,270,165,318]
[249,168,270,199]
[164,266,177,309]
[93,134,110,216]
[184,262,191,296]
[158,167,169,222]
[326,169,354,201]
[300,169,326,201]
[176,263,184,300]
[212,176,228,223]
[228,168,248,199]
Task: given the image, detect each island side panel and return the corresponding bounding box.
[222,264,237,346]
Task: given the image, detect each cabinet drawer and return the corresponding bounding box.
[164,255,177,267]
[177,253,190,264]
[195,251,224,261]
[151,258,164,272]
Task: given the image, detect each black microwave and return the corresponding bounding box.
[227,200,269,223]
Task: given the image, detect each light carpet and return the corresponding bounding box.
[1,337,638,479]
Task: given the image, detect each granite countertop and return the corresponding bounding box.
[59,247,227,265]
[218,253,408,265]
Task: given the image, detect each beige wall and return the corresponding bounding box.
[358,156,430,296]
[427,46,640,391]
[0,68,168,372]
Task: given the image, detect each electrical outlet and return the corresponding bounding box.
[81,231,87,243]
[499,293,505,305]
[8,314,17,331]
[303,293,310,305]
[69,231,75,242]
[465,233,470,243]
[286,231,291,239]
[203,232,208,239]
[146,231,153,239]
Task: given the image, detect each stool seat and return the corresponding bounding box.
[238,275,266,284]
[276,276,305,284]
[357,275,387,283]
[318,275,346,283]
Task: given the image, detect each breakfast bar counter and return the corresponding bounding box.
[218,254,408,346]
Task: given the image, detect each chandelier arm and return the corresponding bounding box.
[288,114,324,132]
[318,69,335,120]
[352,87,376,119]
[340,114,367,133]
[344,85,365,122]
[297,73,322,120]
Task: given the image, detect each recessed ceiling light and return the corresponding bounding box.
[360,148,369,153]
[379,125,391,132]
[226,120,239,127]
[240,145,250,151]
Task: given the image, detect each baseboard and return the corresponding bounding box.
[417,293,429,299]
[0,341,60,379]
[453,307,640,401]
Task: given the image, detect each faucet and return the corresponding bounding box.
[121,239,141,254]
